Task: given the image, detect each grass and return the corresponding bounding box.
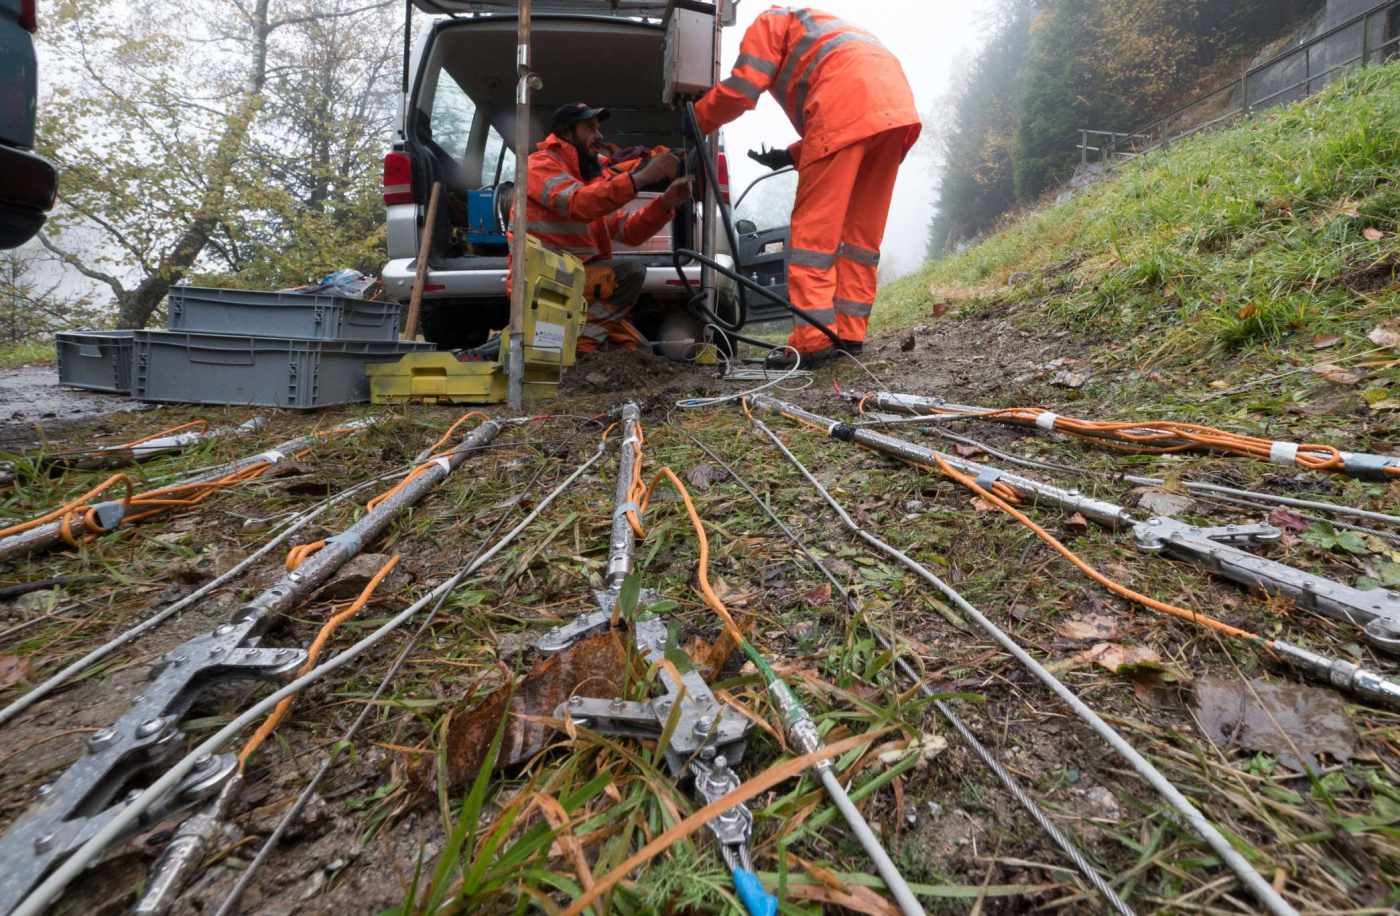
[0,340,54,369]
[875,61,1400,372]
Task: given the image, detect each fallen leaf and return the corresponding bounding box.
[1084,642,1163,674]
[1310,363,1362,385]
[1195,675,1356,769]
[801,583,832,607]
[970,497,995,514]
[951,443,984,458]
[1363,227,1386,241]
[1065,513,1089,532]
[1268,507,1308,533]
[1311,334,1342,350]
[1136,488,1193,517]
[1237,302,1258,320]
[1208,379,1230,390]
[1341,207,1361,219]
[1050,369,1090,389]
[930,302,951,319]
[0,655,34,689]
[1057,614,1120,642]
[1368,319,1400,349]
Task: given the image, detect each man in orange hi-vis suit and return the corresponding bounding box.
[693,6,921,368]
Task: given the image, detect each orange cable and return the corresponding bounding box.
[0,474,135,540]
[929,453,1262,643]
[285,539,327,571]
[238,554,402,768]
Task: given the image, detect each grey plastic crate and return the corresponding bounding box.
[166,286,402,341]
[55,331,135,393]
[132,331,432,409]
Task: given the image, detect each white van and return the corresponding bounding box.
[381,1,753,350]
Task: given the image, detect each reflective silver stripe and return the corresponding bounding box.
[791,32,880,129]
[833,297,873,318]
[773,9,843,111]
[553,184,578,215]
[528,220,591,236]
[735,52,778,77]
[542,174,572,196]
[837,242,880,267]
[721,74,763,102]
[582,324,609,340]
[788,247,837,270]
[793,306,836,324]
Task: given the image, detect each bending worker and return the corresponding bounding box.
[517,103,692,352]
[692,6,921,368]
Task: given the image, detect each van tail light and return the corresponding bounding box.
[715,151,731,205]
[20,0,36,31]
[382,151,414,205]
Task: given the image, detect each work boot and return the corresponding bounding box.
[765,346,839,370]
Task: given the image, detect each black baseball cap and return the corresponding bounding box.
[551,103,610,133]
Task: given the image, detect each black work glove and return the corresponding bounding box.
[747,144,795,170]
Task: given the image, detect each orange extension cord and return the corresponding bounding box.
[859,398,1380,476]
[238,554,402,767]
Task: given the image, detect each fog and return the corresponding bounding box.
[720,0,1000,278]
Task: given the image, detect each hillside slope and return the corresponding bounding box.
[882,61,1400,416]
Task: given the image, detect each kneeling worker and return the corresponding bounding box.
[692,7,921,367]
[518,103,692,352]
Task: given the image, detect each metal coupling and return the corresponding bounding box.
[1271,640,1400,709]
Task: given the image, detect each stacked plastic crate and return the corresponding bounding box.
[57,288,431,409]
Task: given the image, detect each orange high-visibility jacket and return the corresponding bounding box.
[515,134,672,263]
[694,6,921,166]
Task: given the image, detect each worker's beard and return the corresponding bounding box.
[573,139,602,181]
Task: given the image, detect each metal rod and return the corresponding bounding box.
[210,444,587,916]
[0,418,379,563]
[507,0,533,410]
[745,403,1297,916]
[681,431,1132,915]
[606,403,641,590]
[45,417,267,469]
[12,432,609,916]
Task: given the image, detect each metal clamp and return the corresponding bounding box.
[1134,516,1400,653]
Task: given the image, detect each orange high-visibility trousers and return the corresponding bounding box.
[786,126,911,354]
[578,260,648,353]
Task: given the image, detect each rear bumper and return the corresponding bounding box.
[380,257,729,302]
[0,143,58,249]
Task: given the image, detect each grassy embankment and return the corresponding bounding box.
[877,61,1400,407]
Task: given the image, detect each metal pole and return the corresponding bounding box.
[507,0,533,410]
[1363,10,1372,67]
[1080,129,1087,167]
[699,2,722,328]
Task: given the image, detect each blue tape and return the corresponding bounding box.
[732,868,778,916]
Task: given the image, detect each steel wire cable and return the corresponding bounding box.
[11,437,610,916]
[745,407,1297,916]
[681,430,1135,916]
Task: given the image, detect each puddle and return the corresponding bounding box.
[0,367,146,449]
[1193,675,1356,770]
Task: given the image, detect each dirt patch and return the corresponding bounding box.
[0,367,148,449]
[1337,253,1400,294]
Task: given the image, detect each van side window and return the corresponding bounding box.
[428,69,473,157]
[484,126,516,185]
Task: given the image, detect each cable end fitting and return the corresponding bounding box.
[1272,640,1400,709]
[831,423,856,442]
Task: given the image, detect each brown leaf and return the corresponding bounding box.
[1268,507,1308,533]
[1057,614,1120,642]
[1082,641,1163,674]
[1208,379,1230,390]
[685,463,717,491]
[1237,302,1258,320]
[1368,319,1400,350]
[970,497,995,514]
[1311,334,1342,350]
[930,302,951,319]
[1066,512,1090,532]
[1362,227,1386,241]
[0,655,32,689]
[801,583,833,607]
[1310,364,1362,385]
[951,443,984,458]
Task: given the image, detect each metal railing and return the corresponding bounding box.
[1079,0,1400,167]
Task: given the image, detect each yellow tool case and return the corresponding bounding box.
[368,238,586,405]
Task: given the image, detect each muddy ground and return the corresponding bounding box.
[1,320,1396,914]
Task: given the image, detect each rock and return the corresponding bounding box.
[903,500,924,513]
[1007,271,1032,286]
[584,371,608,387]
[1081,786,1122,822]
[14,589,61,614]
[787,619,816,642]
[1135,488,1194,517]
[314,553,408,601]
[1050,369,1091,389]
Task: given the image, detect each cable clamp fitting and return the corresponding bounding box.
[433,457,452,474]
[1269,441,1300,467]
[1035,411,1059,431]
[614,501,640,519]
[259,449,286,463]
[975,469,1002,489]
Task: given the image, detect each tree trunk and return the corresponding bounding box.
[115,0,273,328]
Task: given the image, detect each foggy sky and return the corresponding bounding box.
[721,0,998,278]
